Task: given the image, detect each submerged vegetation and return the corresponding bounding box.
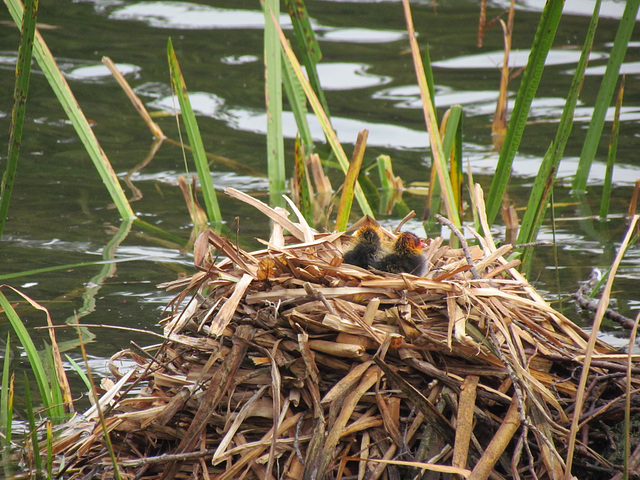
[1,0,640,478]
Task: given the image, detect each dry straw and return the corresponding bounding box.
[51,187,637,480]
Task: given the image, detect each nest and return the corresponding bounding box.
[52,188,639,480]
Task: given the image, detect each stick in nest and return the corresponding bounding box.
[435,214,481,280]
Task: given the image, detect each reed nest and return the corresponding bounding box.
[53,188,639,480]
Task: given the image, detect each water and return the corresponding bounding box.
[0,0,639,421]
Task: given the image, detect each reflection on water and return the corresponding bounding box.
[374,85,508,114]
[319,27,405,44]
[220,55,259,65]
[148,93,431,149]
[110,1,291,29]
[312,63,392,90]
[432,49,608,69]
[64,63,140,83]
[130,169,271,192]
[584,60,640,76]
[501,0,640,19]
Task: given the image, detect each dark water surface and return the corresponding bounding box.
[1,0,640,419]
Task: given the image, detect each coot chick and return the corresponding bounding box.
[342,225,383,270]
[377,232,426,275]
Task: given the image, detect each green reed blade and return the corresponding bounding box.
[45,420,52,479]
[402,0,460,228]
[0,291,55,417]
[600,77,624,220]
[65,354,92,392]
[263,0,286,206]
[0,255,151,282]
[167,38,222,224]
[1,333,12,447]
[421,43,439,224]
[42,343,64,423]
[133,218,185,246]
[441,108,461,159]
[5,0,135,221]
[486,0,564,225]
[442,106,463,212]
[282,50,314,153]
[377,155,394,191]
[425,159,440,227]
[573,0,640,192]
[425,106,462,231]
[2,373,14,466]
[293,137,312,220]
[284,0,331,118]
[274,14,374,219]
[517,0,601,250]
[520,162,556,274]
[335,130,368,231]
[23,374,42,473]
[0,0,37,239]
[423,45,436,113]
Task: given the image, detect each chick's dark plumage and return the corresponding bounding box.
[377,232,426,275]
[342,225,383,269]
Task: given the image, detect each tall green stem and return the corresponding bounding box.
[572,0,640,192]
[485,0,564,225]
[263,0,286,206]
[0,0,38,238]
[5,0,135,221]
[167,39,222,223]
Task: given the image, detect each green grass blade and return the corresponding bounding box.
[23,374,42,473]
[167,39,222,223]
[0,0,38,239]
[0,291,53,416]
[600,77,624,220]
[263,0,286,206]
[573,0,640,192]
[517,0,601,249]
[274,14,374,219]
[486,0,564,225]
[1,334,12,447]
[5,0,135,221]
[284,0,331,117]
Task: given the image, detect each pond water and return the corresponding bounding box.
[1,0,639,421]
